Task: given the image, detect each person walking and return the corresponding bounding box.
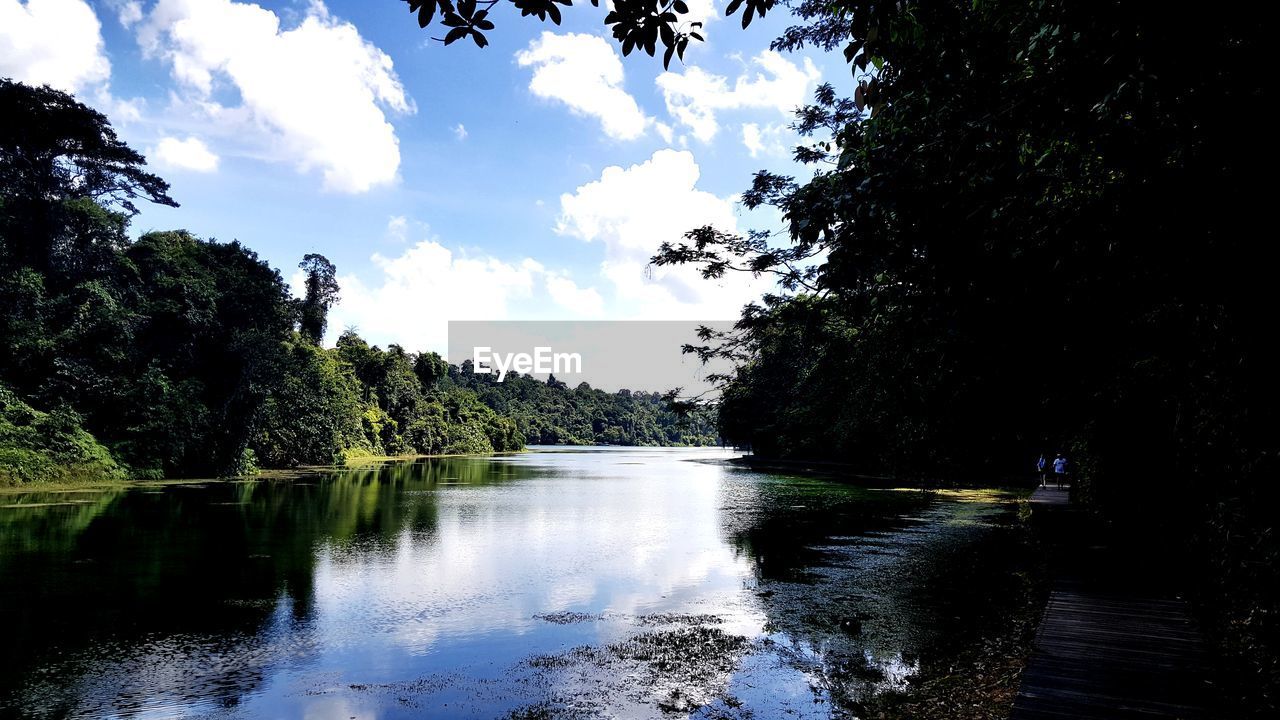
[1053,452,1068,489]
[1037,454,1048,487]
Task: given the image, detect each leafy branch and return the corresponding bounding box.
[404,0,777,69]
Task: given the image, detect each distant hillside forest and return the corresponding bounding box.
[451,366,720,447]
[0,80,713,485]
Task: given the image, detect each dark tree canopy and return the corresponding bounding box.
[645,1,1274,708]
[0,79,177,275]
[0,79,175,215]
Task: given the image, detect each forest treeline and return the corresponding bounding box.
[452,367,719,446]
[0,79,709,486]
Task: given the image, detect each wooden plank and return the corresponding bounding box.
[1011,497,1216,719]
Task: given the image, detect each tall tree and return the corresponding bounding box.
[298,253,339,344]
[0,80,176,274]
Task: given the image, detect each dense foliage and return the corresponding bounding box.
[0,79,521,480]
[452,366,719,446]
[0,383,125,486]
[640,0,1274,711]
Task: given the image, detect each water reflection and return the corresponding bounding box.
[0,449,1021,718]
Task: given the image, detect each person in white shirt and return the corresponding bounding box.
[1053,453,1068,489]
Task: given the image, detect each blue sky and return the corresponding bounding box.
[2,0,848,354]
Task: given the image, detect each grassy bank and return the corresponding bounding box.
[1,385,127,488]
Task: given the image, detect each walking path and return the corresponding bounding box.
[1010,486,1216,719]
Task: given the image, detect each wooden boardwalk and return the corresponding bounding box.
[1011,487,1216,720]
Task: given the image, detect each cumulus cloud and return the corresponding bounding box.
[516,31,649,141]
[557,149,771,319]
[656,50,820,142]
[137,0,412,193]
[329,225,606,351]
[152,135,219,172]
[453,123,468,141]
[545,273,605,317]
[329,239,541,352]
[0,0,110,93]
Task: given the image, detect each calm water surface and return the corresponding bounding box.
[0,447,1019,718]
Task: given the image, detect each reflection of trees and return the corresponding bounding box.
[717,475,1023,712]
[0,456,535,716]
[718,473,933,582]
[0,488,125,554]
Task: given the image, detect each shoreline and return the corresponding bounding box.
[1,444,728,494]
[0,450,526,494]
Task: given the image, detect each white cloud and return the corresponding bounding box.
[742,123,764,156]
[138,0,412,193]
[557,149,771,319]
[110,0,142,26]
[741,121,792,158]
[330,239,541,352]
[453,122,468,141]
[682,0,720,25]
[386,215,409,243]
[656,50,820,142]
[0,0,110,93]
[515,31,649,141]
[151,136,219,172]
[329,225,606,351]
[545,273,605,317]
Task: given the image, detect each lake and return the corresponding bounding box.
[0,447,1025,719]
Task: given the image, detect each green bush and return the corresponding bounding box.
[0,384,126,486]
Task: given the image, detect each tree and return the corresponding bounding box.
[642,2,1274,708]
[0,80,176,274]
[298,253,339,344]
[251,337,365,467]
[413,350,449,388]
